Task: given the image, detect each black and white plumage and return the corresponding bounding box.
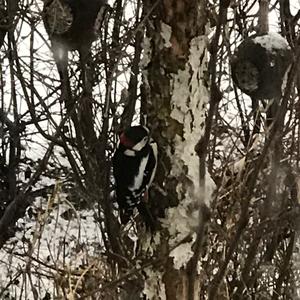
[112,126,158,228]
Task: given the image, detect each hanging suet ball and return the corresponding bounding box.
[42,0,111,102]
[231,33,292,99]
[42,0,110,54]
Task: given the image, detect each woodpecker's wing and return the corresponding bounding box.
[129,141,157,195]
[113,142,157,197]
[128,152,150,198]
[144,140,158,189]
[112,146,143,200]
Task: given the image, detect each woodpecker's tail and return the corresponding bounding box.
[137,202,156,232]
[119,208,133,225]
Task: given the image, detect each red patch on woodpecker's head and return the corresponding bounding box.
[120,132,135,148]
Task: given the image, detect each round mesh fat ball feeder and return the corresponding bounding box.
[42,0,109,53]
[231,33,293,100]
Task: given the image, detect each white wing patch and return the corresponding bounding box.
[124,149,136,156]
[132,136,149,152]
[147,141,158,188]
[129,154,149,194]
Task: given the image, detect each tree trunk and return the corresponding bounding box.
[141,0,211,299]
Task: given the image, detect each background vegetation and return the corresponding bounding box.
[0,0,299,299]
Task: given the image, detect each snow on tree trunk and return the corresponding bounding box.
[141,1,212,299]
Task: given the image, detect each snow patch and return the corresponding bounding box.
[170,36,209,198]
[165,35,213,267]
[0,191,104,299]
[162,204,197,239]
[140,36,152,69]
[143,34,212,298]
[170,242,194,269]
[143,268,166,300]
[253,32,290,53]
[160,22,172,48]
[168,34,211,206]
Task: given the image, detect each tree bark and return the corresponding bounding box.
[141,0,211,299]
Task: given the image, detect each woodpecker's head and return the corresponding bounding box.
[119,126,150,152]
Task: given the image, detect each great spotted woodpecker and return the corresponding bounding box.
[112,126,158,229]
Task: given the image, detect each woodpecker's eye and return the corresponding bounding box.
[120,132,135,148]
